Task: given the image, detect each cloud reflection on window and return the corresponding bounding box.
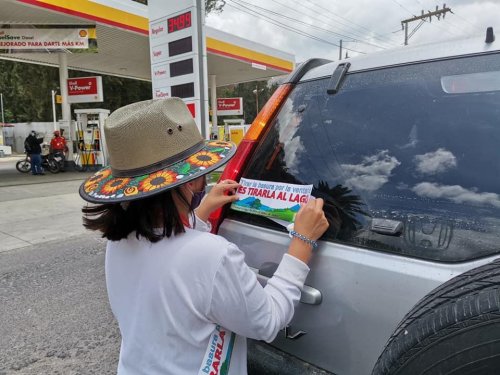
[412,182,500,208]
[341,150,401,192]
[414,148,457,175]
[279,99,305,175]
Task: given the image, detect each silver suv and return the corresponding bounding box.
[210,28,500,375]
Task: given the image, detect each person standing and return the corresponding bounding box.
[79,98,329,375]
[24,130,44,175]
[49,130,68,171]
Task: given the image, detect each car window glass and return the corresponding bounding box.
[229,53,500,262]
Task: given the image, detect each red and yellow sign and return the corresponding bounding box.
[67,76,104,104]
[217,98,243,116]
[18,0,149,35]
[18,0,293,72]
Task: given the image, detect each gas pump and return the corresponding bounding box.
[223,118,249,146]
[74,109,110,167]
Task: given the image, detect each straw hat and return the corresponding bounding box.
[79,98,236,203]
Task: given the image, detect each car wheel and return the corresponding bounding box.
[372,258,500,375]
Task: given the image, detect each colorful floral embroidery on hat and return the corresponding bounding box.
[139,170,177,192]
[187,151,221,167]
[80,140,236,203]
[123,186,139,196]
[84,183,99,193]
[84,168,111,189]
[101,178,131,194]
[208,141,231,148]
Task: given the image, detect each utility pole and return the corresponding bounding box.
[401,4,452,45]
[339,40,342,60]
[0,93,5,146]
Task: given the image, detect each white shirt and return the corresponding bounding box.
[105,217,310,375]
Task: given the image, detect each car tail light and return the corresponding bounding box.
[209,83,293,233]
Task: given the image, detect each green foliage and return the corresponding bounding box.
[0,57,279,125]
[205,0,226,14]
[0,60,151,123]
[0,60,60,122]
[216,81,279,124]
[70,72,152,114]
[129,0,224,13]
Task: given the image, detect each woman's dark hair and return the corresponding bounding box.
[82,188,193,242]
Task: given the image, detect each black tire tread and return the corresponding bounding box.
[372,257,500,375]
[16,160,31,173]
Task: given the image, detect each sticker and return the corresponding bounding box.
[231,178,313,224]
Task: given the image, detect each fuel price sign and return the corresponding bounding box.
[148,0,209,138]
[168,11,192,33]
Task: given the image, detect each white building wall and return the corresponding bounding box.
[10,122,55,154]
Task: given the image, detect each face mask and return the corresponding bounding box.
[190,188,206,210]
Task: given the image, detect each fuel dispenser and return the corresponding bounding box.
[223,118,250,146]
[74,108,110,167]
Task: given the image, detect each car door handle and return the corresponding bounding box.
[250,267,322,305]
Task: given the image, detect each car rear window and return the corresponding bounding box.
[228,53,500,262]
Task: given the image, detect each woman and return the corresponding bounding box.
[80,98,329,374]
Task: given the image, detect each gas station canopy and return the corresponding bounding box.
[0,0,295,86]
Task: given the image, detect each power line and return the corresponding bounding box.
[233,0,389,50]
[421,1,480,34]
[271,0,374,44]
[449,9,482,33]
[400,4,460,44]
[302,0,400,47]
[225,2,341,50]
[391,0,417,16]
[225,0,367,54]
[276,0,399,48]
[407,20,425,40]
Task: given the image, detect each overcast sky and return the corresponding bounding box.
[205,0,499,63]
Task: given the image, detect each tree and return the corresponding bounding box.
[0,60,152,122]
[0,0,229,123]
[205,0,226,14]
[136,0,226,14]
[0,60,60,123]
[217,80,279,124]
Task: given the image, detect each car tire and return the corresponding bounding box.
[372,257,500,375]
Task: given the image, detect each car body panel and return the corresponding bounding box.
[216,31,500,374]
[300,35,498,82]
[219,220,497,374]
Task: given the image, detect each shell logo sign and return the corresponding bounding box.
[67,76,104,103]
[216,98,243,116]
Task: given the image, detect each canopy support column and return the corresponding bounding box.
[210,74,218,139]
[58,53,74,161]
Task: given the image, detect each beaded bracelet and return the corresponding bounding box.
[290,230,318,249]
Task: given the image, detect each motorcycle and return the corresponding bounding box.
[51,151,66,171]
[16,153,60,174]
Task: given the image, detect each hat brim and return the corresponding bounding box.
[79,140,237,203]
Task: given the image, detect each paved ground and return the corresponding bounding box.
[0,156,94,253]
[0,235,120,375]
[0,156,275,375]
[0,155,120,374]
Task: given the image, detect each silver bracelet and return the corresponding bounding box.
[290,230,318,249]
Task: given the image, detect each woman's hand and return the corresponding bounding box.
[288,198,329,264]
[294,198,329,241]
[195,179,240,223]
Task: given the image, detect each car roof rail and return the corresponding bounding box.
[327,62,351,95]
[284,58,332,84]
[486,27,495,44]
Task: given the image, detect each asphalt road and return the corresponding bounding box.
[0,234,120,375]
[0,157,118,375]
[0,157,292,375]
